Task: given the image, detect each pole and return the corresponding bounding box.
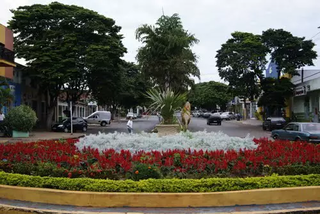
[70,101,73,135]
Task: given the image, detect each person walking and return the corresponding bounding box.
[0,111,5,123]
[127,117,133,133]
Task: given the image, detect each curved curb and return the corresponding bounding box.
[0,185,319,208]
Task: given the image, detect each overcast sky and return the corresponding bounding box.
[1,0,320,83]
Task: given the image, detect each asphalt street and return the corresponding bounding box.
[86,115,271,139]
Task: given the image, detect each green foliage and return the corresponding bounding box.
[118,62,151,109]
[262,29,317,79]
[0,171,319,192]
[6,105,37,132]
[146,88,186,124]
[216,32,268,101]
[189,81,232,110]
[136,14,199,92]
[0,77,14,109]
[258,77,294,114]
[9,2,126,127]
[128,163,162,181]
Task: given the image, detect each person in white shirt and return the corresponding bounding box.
[127,117,133,133]
[0,111,5,123]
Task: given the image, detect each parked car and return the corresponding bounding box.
[52,117,87,133]
[192,111,201,117]
[207,113,222,125]
[83,111,111,126]
[220,112,230,120]
[263,117,286,131]
[271,122,320,143]
[203,112,211,118]
[126,112,137,119]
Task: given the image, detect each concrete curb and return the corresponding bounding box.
[0,185,319,208]
[0,203,320,214]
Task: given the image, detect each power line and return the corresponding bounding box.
[292,71,320,83]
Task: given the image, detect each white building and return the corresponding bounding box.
[291,69,320,122]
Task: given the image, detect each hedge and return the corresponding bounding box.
[0,171,319,192]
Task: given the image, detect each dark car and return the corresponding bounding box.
[52,117,87,133]
[207,113,222,125]
[262,117,286,131]
[271,122,320,143]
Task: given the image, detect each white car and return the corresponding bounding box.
[126,112,137,119]
[83,111,111,126]
[220,112,231,120]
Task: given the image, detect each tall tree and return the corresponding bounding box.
[216,32,268,102]
[258,77,294,117]
[9,2,126,129]
[188,81,232,111]
[118,62,151,109]
[136,14,200,92]
[262,29,317,79]
[0,77,13,109]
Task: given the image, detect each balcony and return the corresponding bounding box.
[0,43,15,67]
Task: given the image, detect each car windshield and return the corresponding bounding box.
[302,124,320,132]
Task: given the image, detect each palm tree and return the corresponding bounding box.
[136,14,200,93]
[0,77,14,109]
[146,88,186,124]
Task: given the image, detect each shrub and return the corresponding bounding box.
[6,105,37,132]
[128,163,162,181]
[0,171,319,192]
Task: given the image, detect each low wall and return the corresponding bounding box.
[0,185,319,208]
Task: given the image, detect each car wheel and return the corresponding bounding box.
[295,137,301,142]
[64,127,69,133]
[207,122,210,125]
[101,121,107,127]
[82,126,87,132]
[262,126,266,131]
[272,135,278,140]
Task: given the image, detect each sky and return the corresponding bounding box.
[1,0,320,83]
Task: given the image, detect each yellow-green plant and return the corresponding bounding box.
[146,88,186,124]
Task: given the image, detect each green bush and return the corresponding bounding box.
[128,163,162,181]
[0,171,319,192]
[6,105,37,132]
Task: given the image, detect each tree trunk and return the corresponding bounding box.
[46,106,55,130]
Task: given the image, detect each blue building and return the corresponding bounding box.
[265,61,279,78]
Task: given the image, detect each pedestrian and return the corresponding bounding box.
[0,111,5,123]
[127,116,133,133]
[156,112,161,122]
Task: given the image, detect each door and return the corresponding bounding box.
[87,114,99,124]
[283,124,295,140]
[283,124,300,140]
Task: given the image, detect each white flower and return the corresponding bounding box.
[75,131,257,153]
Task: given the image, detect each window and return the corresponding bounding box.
[285,124,294,131]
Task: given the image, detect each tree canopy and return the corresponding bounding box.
[216,32,268,101]
[136,14,200,92]
[262,29,317,79]
[258,77,294,116]
[188,81,232,111]
[9,2,126,128]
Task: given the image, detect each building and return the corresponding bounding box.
[0,24,16,114]
[291,69,320,122]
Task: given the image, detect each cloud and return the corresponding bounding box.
[1,0,320,82]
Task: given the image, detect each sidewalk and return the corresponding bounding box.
[0,198,319,214]
[0,132,84,144]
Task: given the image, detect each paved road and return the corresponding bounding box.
[86,116,159,135]
[86,115,271,139]
[188,117,270,139]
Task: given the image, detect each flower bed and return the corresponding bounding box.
[0,137,319,180]
[76,131,257,153]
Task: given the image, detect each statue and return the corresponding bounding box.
[181,101,191,131]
